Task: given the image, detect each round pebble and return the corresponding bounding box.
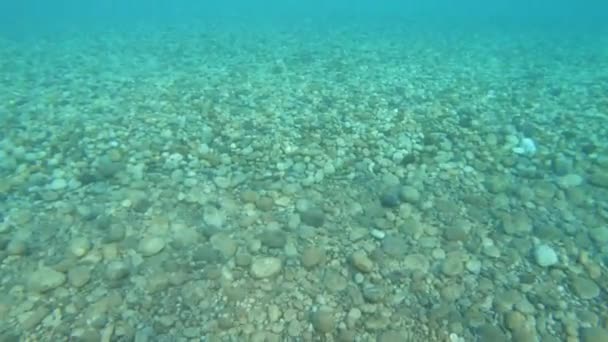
[534,244,558,267]
[138,236,166,257]
[250,257,282,278]
[69,237,91,257]
[301,246,325,268]
[299,207,325,227]
[571,276,600,300]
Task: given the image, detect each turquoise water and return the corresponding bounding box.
[1,2,607,341]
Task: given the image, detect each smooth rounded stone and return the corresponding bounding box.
[203,206,226,228]
[105,225,126,242]
[28,267,66,292]
[234,251,252,267]
[259,229,287,249]
[105,261,130,281]
[310,306,335,333]
[6,239,28,255]
[381,236,407,258]
[69,237,91,257]
[138,237,165,257]
[466,259,482,274]
[255,196,274,211]
[402,254,430,273]
[96,155,123,179]
[476,324,508,342]
[557,174,583,188]
[580,327,608,342]
[370,229,385,240]
[210,233,238,258]
[501,213,532,236]
[351,250,374,273]
[213,176,231,189]
[301,246,325,268]
[240,190,258,203]
[534,244,558,267]
[441,256,464,277]
[379,186,401,208]
[378,330,407,342]
[589,227,608,244]
[362,284,385,303]
[485,175,509,194]
[299,207,325,227]
[49,178,68,190]
[68,266,91,288]
[504,310,527,333]
[250,257,282,278]
[571,276,600,299]
[444,225,468,242]
[589,170,608,188]
[399,185,421,203]
[323,269,348,292]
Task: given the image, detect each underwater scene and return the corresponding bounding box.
[0,1,607,341]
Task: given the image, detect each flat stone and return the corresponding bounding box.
[299,207,325,227]
[402,254,430,273]
[28,267,66,292]
[571,276,600,299]
[138,237,165,257]
[250,257,282,278]
[311,306,335,333]
[301,246,325,268]
[580,327,608,342]
[68,266,91,288]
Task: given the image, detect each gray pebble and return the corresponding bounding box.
[379,186,401,208]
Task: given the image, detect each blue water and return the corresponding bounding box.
[0,1,607,341]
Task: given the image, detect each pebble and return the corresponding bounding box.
[299,207,325,227]
[68,266,92,288]
[301,246,325,268]
[49,178,68,190]
[534,244,558,267]
[402,253,430,273]
[370,229,385,240]
[311,306,335,333]
[105,261,130,281]
[379,186,401,208]
[210,233,238,258]
[399,185,421,203]
[259,229,287,248]
[571,276,600,299]
[351,250,374,273]
[580,327,608,342]
[441,256,464,277]
[28,267,67,292]
[250,257,282,278]
[6,239,28,255]
[138,237,165,257]
[69,237,91,257]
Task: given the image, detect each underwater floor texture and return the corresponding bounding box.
[0,25,607,341]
